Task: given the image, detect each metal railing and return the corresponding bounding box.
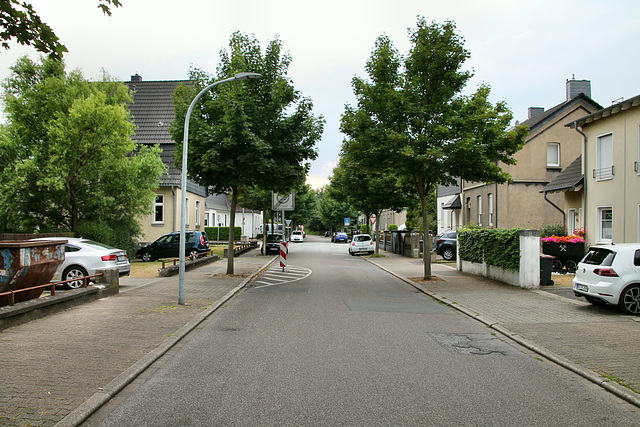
[0,273,103,306]
[161,250,212,269]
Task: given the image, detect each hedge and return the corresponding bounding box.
[204,227,242,241]
[458,228,521,272]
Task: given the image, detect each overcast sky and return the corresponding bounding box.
[1,0,639,189]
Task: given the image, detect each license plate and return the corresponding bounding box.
[117,255,127,262]
[575,283,589,292]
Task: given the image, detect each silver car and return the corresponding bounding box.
[31,237,130,289]
[349,234,375,256]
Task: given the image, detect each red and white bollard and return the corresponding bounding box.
[280,241,287,271]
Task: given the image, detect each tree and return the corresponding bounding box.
[348,18,528,279]
[0,1,121,58]
[317,180,359,233]
[0,56,166,250]
[171,31,324,274]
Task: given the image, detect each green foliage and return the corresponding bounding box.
[0,56,166,238]
[541,223,567,238]
[0,1,121,58]
[388,224,398,231]
[76,219,141,257]
[205,227,242,241]
[458,227,521,271]
[342,17,528,279]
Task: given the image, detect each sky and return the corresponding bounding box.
[1,0,639,189]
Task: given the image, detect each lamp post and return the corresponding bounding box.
[179,72,262,305]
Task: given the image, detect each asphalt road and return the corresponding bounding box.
[87,236,639,426]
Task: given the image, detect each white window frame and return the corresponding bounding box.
[567,209,576,235]
[547,142,560,167]
[596,206,613,243]
[153,195,164,224]
[477,195,482,226]
[488,193,494,227]
[195,200,201,227]
[596,133,614,181]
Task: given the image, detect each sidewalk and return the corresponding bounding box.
[366,251,640,408]
[0,252,273,427]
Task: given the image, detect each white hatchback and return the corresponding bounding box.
[290,231,304,242]
[572,244,640,315]
[349,234,375,256]
[31,237,130,289]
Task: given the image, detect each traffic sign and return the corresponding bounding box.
[370,215,377,225]
[272,192,295,211]
[344,218,350,226]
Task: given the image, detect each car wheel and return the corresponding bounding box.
[188,249,199,259]
[141,252,153,262]
[585,296,606,306]
[62,266,89,289]
[618,285,640,315]
[442,247,455,261]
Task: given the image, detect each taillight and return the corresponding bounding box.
[201,235,205,245]
[101,254,118,261]
[593,268,618,277]
[351,242,356,246]
[370,241,374,245]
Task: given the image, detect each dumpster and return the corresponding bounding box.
[0,240,66,306]
[540,254,555,286]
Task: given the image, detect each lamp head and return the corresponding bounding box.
[234,72,263,81]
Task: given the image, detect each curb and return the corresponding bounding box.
[364,257,640,409]
[55,256,276,427]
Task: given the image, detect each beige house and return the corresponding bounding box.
[564,94,640,245]
[460,79,602,230]
[125,75,207,244]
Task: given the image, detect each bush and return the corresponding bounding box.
[76,220,141,258]
[541,223,566,238]
[204,226,242,240]
[458,227,521,272]
[388,224,398,231]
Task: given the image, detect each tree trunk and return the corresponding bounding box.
[227,190,240,274]
[420,189,432,280]
[374,209,382,256]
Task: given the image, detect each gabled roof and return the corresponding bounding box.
[125,79,206,195]
[522,93,602,134]
[540,156,583,194]
[442,194,461,210]
[567,93,640,129]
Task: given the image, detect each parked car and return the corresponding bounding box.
[290,230,304,242]
[136,231,209,262]
[266,234,285,254]
[333,232,349,243]
[435,230,457,260]
[30,237,130,289]
[572,244,640,315]
[349,234,374,256]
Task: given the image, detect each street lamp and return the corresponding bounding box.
[178,72,262,305]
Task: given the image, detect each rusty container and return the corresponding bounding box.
[0,240,66,306]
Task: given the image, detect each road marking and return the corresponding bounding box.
[253,265,312,288]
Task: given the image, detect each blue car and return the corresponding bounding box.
[333,232,349,243]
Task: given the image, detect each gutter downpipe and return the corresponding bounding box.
[543,191,565,225]
[574,121,588,241]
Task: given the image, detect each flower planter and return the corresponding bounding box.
[541,242,585,271]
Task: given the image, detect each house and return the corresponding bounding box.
[125,75,206,243]
[459,78,602,230]
[436,178,462,235]
[205,193,263,239]
[560,94,640,245]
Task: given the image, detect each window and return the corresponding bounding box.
[195,201,201,226]
[547,143,560,167]
[567,209,576,235]
[153,195,164,224]
[477,195,482,226]
[596,134,613,181]
[597,207,613,242]
[204,212,209,227]
[488,193,494,226]
[466,197,471,223]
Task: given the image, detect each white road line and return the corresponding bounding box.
[253,265,312,289]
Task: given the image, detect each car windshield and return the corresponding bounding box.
[81,240,117,250]
[582,248,615,266]
[267,234,283,242]
[292,231,302,235]
[354,235,371,242]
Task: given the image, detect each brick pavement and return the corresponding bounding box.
[0,253,271,427]
[366,253,640,401]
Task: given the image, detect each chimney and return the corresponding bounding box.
[528,107,545,119]
[131,73,142,82]
[566,78,591,100]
